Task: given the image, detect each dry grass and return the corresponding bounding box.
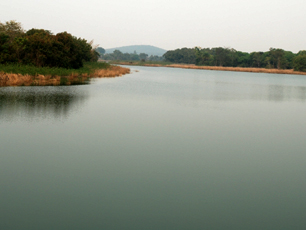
[92,66,130,78]
[0,66,130,87]
[165,64,306,75]
[114,61,306,76]
[0,73,36,87]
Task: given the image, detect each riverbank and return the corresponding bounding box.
[0,64,130,87]
[113,61,306,75]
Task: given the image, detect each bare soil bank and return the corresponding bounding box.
[117,62,306,76]
[0,66,130,87]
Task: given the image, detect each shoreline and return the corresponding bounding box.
[0,65,130,87]
[114,62,306,76]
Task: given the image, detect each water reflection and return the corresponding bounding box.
[1,67,306,230]
[0,86,88,120]
[269,84,306,102]
[121,67,306,108]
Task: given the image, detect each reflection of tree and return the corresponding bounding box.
[268,85,285,101]
[0,87,88,119]
[268,85,306,102]
[210,80,306,102]
[297,86,306,101]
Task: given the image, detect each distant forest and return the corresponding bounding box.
[163,47,306,72]
[97,49,164,62]
[0,20,99,69]
[105,45,167,56]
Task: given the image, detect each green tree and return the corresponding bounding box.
[236,51,250,67]
[0,20,24,41]
[96,47,105,55]
[163,48,196,64]
[250,52,265,67]
[24,29,59,67]
[0,33,11,63]
[268,48,287,69]
[195,47,211,65]
[284,51,295,69]
[293,55,306,72]
[211,47,231,66]
[297,50,306,56]
[139,53,148,61]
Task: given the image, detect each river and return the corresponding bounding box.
[1,66,306,230]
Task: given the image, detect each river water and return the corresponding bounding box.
[1,66,306,230]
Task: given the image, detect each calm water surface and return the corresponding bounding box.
[1,66,306,230]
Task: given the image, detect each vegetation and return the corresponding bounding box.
[101,50,164,62]
[293,54,306,72]
[0,20,131,87]
[109,60,173,66]
[96,47,105,56]
[163,48,196,64]
[104,45,167,56]
[0,20,100,69]
[0,62,109,77]
[163,47,306,72]
[0,62,129,87]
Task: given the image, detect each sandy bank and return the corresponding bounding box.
[0,66,130,87]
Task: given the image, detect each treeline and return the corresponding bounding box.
[163,47,306,72]
[0,20,99,69]
[101,50,164,62]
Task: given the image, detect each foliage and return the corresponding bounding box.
[165,46,305,71]
[96,47,105,55]
[109,60,173,66]
[293,55,306,72]
[163,48,196,64]
[101,50,164,62]
[0,62,110,76]
[0,20,98,69]
[0,20,24,41]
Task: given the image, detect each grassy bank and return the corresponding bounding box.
[0,62,110,76]
[112,61,306,75]
[0,62,130,87]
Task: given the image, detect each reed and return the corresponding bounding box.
[165,64,306,75]
[92,66,130,78]
[0,62,130,87]
[110,61,306,76]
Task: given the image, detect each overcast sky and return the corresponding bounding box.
[1,0,305,52]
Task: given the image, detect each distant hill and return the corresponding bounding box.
[105,45,167,56]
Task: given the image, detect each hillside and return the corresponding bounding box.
[105,45,167,56]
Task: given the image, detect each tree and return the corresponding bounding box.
[163,48,196,64]
[250,52,265,67]
[284,51,296,69]
[235,51,250,67]
[96,47,105,55]
[0,20,98,68]
[112,50,123,60]
[0,20,26,63]
[297,50,306,56]
[267,48,287,69]
[139,53,148,61]
[23,29,59,67]
[211,47,231,66]
[293,55,306,72]
[0,33,10,63]
[195,47,211,65]
[0,20,24,41]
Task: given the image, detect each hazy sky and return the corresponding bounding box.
[1,0,305,52]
